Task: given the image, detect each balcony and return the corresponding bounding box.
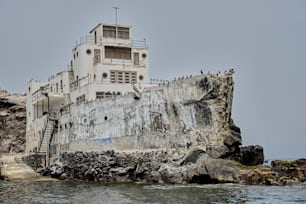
[73,35,147,49]
[32,85,64,105]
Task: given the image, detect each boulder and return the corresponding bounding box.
[178,148,207,165]
[239,145,264,165]
[192,156,240,183]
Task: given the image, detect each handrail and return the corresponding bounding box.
[72,35,147,49]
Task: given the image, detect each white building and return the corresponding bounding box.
[27,23,149,121]
[26,22,235,162]
[26,23,149,153]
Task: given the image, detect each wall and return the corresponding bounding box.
[57,73,234,153]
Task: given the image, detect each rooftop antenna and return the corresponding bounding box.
[112,7,120,25]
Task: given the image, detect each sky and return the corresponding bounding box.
[1,0,305,159]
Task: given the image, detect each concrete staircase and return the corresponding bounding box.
[39,120,55,153]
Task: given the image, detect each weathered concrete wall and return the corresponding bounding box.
[57,73,234,153]
[26,115,48,153]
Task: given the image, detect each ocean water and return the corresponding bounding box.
[0,180,305,204]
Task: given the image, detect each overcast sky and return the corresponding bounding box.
[1,0,305,159]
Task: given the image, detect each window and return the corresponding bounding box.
[103,26,116,38]
[96,92,104,99]
[124,72,130,84]
[110,71,116,83]
[94,49,101,64]
[118,72,123,83]
[117,27,129,39]
[94,31,97,44]
[60,80,63,91]
[105,46,131,60]
[76,94,85,104]
[110,71,137,84]
[56,83,58,92]
[103,26,129,39]
[134,52,139,65]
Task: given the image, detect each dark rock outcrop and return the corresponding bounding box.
[23,150,306,186]
[271,159,306,182]
[221,118,264,166]
[239,158,306,185]
[23,150,240,184]
[224,119,242,148]
[0,87,26,153]
[239,145,264,165]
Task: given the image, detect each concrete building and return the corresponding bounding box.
[26,23,149,153]
[26,22,235,163]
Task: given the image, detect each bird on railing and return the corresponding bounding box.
[229,68,235,73]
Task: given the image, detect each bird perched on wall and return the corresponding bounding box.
[200,70,203,74]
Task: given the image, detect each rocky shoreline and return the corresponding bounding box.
[22,150,306,186]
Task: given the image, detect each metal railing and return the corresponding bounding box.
[73,35,147,49]
[132,40,147,48]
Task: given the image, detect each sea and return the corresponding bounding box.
[0,180,305,204]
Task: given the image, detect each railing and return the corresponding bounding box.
[32,84,65,103]
[103,58,133,65]
[73,35,147,49]
[132,40,147,48]
[38,118,49,153]
[69,74,90,91]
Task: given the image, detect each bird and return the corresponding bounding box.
[200,70,203,74]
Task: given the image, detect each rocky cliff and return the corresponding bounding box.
[0,87,26,153]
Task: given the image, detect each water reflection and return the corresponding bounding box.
[0,180,305,204]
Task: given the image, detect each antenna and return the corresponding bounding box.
[112,7,120,25]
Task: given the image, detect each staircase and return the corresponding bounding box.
[39,120,55,153]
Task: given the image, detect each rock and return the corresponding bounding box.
[0,88,26,153]
[159,163,186,184]
[109,166,134,176]
[239,145,264,165]
[207,145,229,158]
[178,148,207,165]
[194,157,240,183]
[51,165,63,177]
[23,150,305,186]
[224,119,242,147]
[271,159,306,182]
